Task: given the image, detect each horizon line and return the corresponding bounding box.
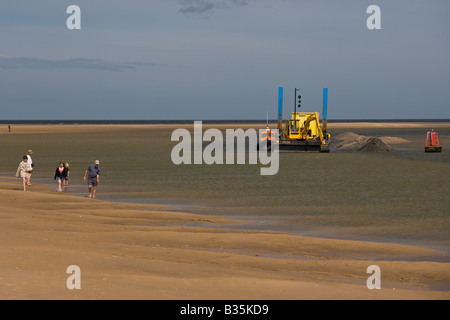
[1,119,450,124]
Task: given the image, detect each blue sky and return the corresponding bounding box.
[0,0,449,120]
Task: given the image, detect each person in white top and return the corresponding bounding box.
[26,149,33,186]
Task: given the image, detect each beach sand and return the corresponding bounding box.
[1,123,450,300]
[1,178,449,300]
[2,121,450,136]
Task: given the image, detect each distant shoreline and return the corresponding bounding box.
[1,121,449,135]
[1,119,450,125]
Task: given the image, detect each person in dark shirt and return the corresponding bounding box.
[84,160,100,198]
[63,163,70,186]
[54,162,67,192]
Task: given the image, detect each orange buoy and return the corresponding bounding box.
[257,127,276,151]
[425,130,442,152]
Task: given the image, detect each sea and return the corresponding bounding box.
[1,120,449,257]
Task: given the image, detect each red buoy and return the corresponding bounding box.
[425,130,442,152]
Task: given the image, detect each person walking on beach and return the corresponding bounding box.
[15,156,31,191]
[84,160,100,198]
[63,163,70,186]
[54,162,67,192]
[26,150,34,186]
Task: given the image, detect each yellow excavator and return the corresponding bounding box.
[277,87,331,152]
[281,111,330,152]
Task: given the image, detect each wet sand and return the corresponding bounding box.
[1,178,449,300]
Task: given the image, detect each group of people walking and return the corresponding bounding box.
[15,150,101,198]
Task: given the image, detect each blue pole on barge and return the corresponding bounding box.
[323,88,328,131]
[277,87,283,132]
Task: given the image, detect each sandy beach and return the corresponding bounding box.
[2,121,450,136]
[1,123,449,300]
[0,177,449,300]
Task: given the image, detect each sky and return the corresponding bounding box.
[0,0,449,120]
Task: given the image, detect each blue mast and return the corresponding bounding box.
[278,87,283,131]
[322,88,328,131]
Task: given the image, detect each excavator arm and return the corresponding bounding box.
[301,112,325,143]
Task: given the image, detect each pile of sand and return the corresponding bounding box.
[357,137,392,152]
[334,133,371,151]
[334,132,362,141]
[379,136,410,144]
[334,132,409,152]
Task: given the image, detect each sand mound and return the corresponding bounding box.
[335,132,371,150]
[380,136,410,144]
[357,137,393,152]
[335,135,370,150]
[334,132,406,152]
[334,132,362,141]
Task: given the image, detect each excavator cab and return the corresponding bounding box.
[285,112,320,141]
[289,119,300,136]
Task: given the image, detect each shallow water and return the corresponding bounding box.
[1,125,449,252]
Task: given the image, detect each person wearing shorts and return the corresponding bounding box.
[63,163,70,186]
[84,160,100,198]
[54,162,67,192]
